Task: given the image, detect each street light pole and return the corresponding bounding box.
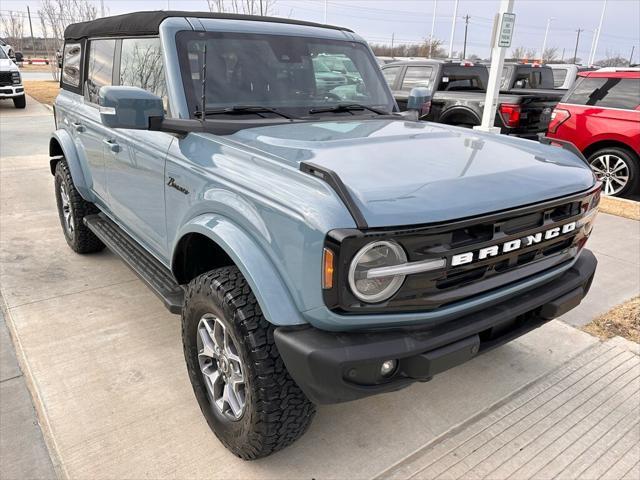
[428,0,437,58]
[540,17,554,63]
[324,0,328,23]
[589,0,607,65]
[448,0,459,58]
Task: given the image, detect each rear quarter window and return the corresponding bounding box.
[565,77,640,110]
[61,42,82,90]
[552,68,568,88]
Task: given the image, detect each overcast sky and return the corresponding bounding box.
[1,0,638,62]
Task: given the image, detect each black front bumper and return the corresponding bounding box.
[274,250,597,405]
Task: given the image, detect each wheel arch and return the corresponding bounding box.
[171,214,307,327]
[582,139,639,161]
[439,106,481,126]
[49,130,95,202]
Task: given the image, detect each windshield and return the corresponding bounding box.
[176,31,395,117]
[0,48,8,60]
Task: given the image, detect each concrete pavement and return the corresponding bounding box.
[1,96,638,479]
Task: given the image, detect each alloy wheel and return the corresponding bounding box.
[59,183,75,234]
[197,314,246,421]
[590,154,629,196]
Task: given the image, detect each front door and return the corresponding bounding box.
[105,129,173,261]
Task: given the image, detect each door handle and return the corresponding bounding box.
[71,122,85,133]
[102,138,121,153]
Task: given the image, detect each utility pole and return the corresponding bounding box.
[462,14,470,59]
[589,0,607,65]
[629,45,635,66]
[391,33,395,58]
[561,47,565,62]
[324,0,328,23]
[448,0,459,58]
[428,0,437,58]
[573,28,583,64]
[540,17,554,63]
[27,6,36,59]
[260,0,264,16]
[100,0,105,17]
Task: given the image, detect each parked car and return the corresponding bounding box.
[549,64,596,90]
[0,46,26,108]
[547,69,640,197]
[501,63,557,91]
[52,11,599,460]
[0,38,15,60]
[382,59,562,138]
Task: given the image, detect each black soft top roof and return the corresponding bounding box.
[64,10,352,40]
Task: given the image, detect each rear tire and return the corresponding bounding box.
[587,147,639,197]
[54,160,105,253]
[182,266,316,460]
[13,94,26,109]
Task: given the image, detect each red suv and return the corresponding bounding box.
[547,69,640,197]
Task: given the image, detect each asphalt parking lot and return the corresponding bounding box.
[1,97,638,479]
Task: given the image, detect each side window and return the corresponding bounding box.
[552,69,568,88]
[119,38,166,102]
[86,39,116,105]
[382,66,402,88]
[567,78,640,110]
[61,43,82,88]
[500,66,511,89]
[400,66,433,91]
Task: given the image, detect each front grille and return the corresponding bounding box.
[0,72,13,86]
[325,186,600,314]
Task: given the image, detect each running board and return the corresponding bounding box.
[83,214,184,314]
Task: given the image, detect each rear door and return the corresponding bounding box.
[72,39,117,206]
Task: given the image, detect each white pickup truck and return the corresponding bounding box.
[0,46,26,108]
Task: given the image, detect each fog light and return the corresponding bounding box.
[380,359,397,377]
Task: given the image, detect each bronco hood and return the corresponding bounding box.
[229,119,595,228]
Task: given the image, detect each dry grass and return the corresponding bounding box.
[583,296,640,343]
[599,195,640,221]
[19,64,55,72]
[23,80,59,106]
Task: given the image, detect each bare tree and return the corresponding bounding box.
[595,53,629,67]
[542,47,559,63]
[0,11,25,53]
[371,39,445,59]
[207,0,277,16]
[38,0,98,80]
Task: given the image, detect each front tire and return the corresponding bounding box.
[182,266,316,460]
[588,147,639,197]
[54,160,105,253]
[13,94,26,109]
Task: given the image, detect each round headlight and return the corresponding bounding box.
[348,240,407,303]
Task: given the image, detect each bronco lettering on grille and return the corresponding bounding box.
[451,221,577,267]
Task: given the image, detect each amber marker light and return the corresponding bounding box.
[322,248,335,289]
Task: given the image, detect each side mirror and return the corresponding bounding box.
[407,87,432,120]
[99,86,164,130]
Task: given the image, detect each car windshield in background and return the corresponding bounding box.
[176,31,395,117]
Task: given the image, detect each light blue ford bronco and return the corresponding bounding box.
[51,11,600,459]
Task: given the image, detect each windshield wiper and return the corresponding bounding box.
[194,105,296,120]
[308,103,390,115]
